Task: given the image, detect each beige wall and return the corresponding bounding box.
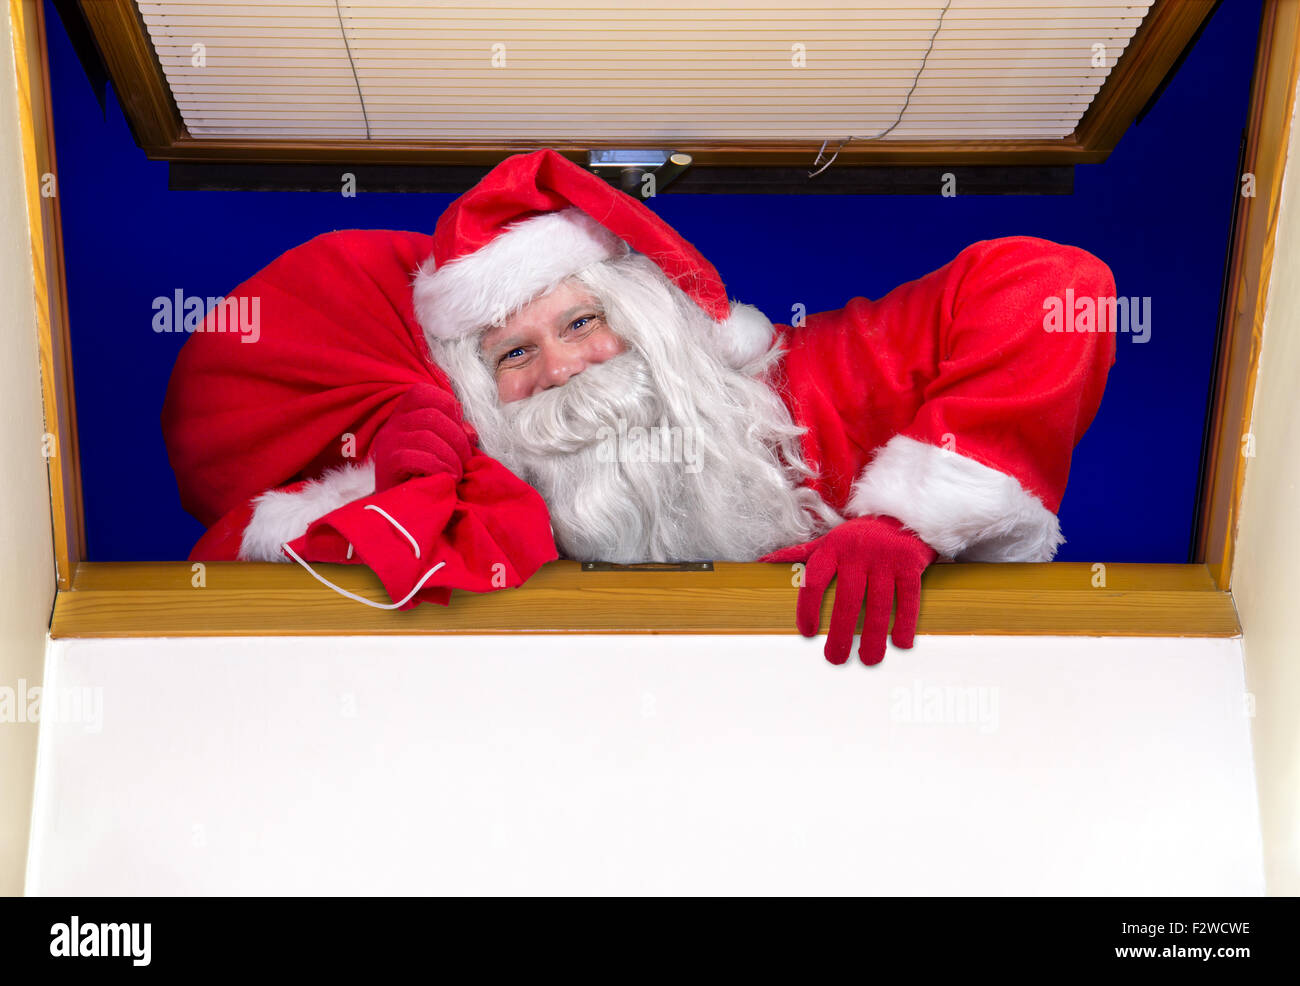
[0,4,56,896]
[1234,73,1300,897]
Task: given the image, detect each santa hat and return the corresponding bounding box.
[412,149,775,368]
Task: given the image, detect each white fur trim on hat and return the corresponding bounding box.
[413,208,628,342]
[845,434,1064,562]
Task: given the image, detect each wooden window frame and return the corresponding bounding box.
[15,0,1298,638]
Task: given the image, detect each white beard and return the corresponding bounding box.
[431,253,839,563]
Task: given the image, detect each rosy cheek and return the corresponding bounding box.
[587,329,625,362]
[497,372,530,404]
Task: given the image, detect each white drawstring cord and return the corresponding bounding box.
[281,542,445,610]
[280,503,443,610]
[363,503,420,558]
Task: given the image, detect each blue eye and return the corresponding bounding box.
[497,346,527,368]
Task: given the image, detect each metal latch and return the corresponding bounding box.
[587,149,693,198]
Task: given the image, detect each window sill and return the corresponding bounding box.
[49,561,1240,638]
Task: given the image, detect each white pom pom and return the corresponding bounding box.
[710,303,775,369]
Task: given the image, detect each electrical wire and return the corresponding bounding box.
[333,0,371,140]
[809,0,954,178]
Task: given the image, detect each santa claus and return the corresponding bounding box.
[162,149,1115,665]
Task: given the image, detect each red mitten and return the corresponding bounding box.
[760,515,937,666]
[372,383,478,492]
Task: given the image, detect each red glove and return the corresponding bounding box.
[371,383,478,493]
[760,515,937,666]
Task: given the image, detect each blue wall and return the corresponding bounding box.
[44,0,1262,563]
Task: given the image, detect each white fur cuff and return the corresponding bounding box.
[238,460,378,562]
[845,435,1064,562]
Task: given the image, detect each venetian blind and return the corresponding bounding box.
[135,0,1153,142]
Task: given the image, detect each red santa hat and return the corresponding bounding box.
[412,149,775,367]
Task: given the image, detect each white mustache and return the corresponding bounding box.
[502,350,662,453]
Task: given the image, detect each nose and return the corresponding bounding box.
[538,341,585,391]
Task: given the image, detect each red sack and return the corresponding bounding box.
[160,229,557,603]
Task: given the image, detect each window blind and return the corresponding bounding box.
[135,0,1153,142]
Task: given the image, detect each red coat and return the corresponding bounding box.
[162,230,1114,605]
[775,234,1115,562]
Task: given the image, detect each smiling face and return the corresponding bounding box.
[479,280,627,404]
[431,252,838,563]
